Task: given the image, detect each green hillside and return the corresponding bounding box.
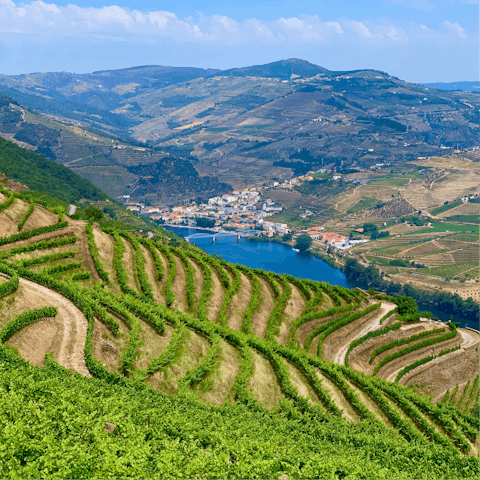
[0,137,107,203]
[1,349,476,479]
[0,188,478,479]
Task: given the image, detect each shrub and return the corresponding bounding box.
[294,234,312,251]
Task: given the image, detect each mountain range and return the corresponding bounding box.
[0,58,478,193]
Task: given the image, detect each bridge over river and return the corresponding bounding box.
[185,230,260,242]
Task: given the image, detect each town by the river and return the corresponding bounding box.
[164,226,477,330]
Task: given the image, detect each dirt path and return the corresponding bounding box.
[457,328,480,349]
[333,302,397,365]
[17,277,91,376]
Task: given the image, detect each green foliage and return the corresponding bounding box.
[85,221,109,283]
[457,380,470,410]
[373,327,458,375]
[175,249,195,309]
[362,223,378,235]
[400,215,428,226]
[449,384,460,407]
[0,273,18,298]
[0,217,478,477]
[0,235,77,260]
[0,191,14,212]
[69,270,91,282]
[342,367,426,444]
[302,281,324,315]
[0,136,107,203]
[218,265,241,326]
[0,221,68,247]
[389,259,410,267]
[322,283,343,306]
[380,307,398,324]
[395,295,418,315]
[236,266,260,335]
[206,255,230,289]
[254,269,279,297]
[395,347,461,384]
[0,306,57,343]
[265,276,291,340]
[370,327,447,364]
[40,260,82,276]
[317,303,381,358]
[429,201,462,216]
[121,232,153,300]
[148,324,185,375]
[345,320,402,366]
[17,200,34,230]
[83,205,104,222]
[294,234,312,251]
[195,217,215,228]
[346,197,378,213]
[464,375,479,414]
[285,274,312,300]
[300,303,360,350]
[140,238,164,282]
[282,233,292,242]
[1,346,475,480]
[156,243,176,307]
[179,332,220,396]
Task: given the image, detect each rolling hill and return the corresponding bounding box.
[0,59,478,187]
[0,95,231,204]
[0,182,478,477]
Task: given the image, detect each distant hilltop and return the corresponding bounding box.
[420,81,479,93]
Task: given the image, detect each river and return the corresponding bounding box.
[164,226,478,329]
[165,226,355,288]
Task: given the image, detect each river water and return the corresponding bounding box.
[165,226,355,287]
[164,226,478,329]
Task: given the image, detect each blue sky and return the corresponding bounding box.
[0,0,477,82]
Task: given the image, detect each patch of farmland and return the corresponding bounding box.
[346,197,378,214]
[414,263,477,279]
[396,240,445,258]
[429,201,463,216]
[438,201,480,218]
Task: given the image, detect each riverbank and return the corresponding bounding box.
[162,225,477,328]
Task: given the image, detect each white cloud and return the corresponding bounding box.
[0,0,472,48]
[443,20,467,38]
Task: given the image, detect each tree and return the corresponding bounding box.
[294,234,312,251]
[83,205,103,222]
[396,295,418,315]
[103,205,116,218]
[362,223,378,235]
[282,233,293,242]
[195,217,215,228]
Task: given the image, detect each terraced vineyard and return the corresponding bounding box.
[0,191,479,476]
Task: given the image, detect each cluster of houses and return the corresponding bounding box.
[304,226,369,250]
[123,189,291,234]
